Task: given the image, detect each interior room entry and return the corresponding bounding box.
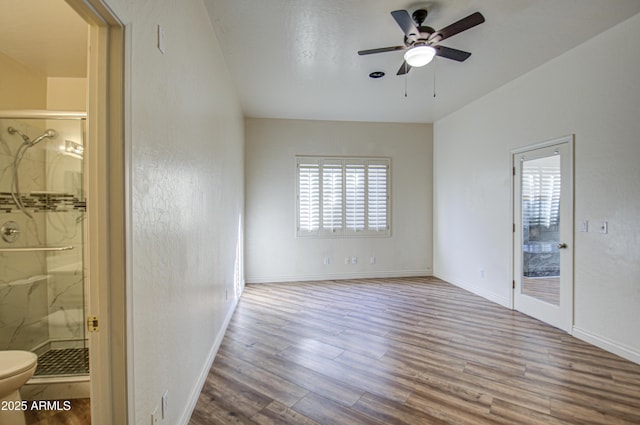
[513,136,574,332]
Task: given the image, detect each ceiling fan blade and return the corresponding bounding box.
[358,45,405,56]
[391,10,419,37]
[396,61,412,75]
[435,45,472,62]
[429,12,485,42]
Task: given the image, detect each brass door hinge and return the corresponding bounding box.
[87,316,99,332]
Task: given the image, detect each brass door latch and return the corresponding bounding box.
[87,316,99,332]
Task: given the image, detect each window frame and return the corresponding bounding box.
[296,155,391,238]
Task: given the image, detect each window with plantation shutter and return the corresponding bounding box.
[367,162,388,232]
[297,161,320,235]
[345,163,365,232]
[296,156,390,237]
[322,162,343,233]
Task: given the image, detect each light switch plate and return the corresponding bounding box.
[579,220,588,232]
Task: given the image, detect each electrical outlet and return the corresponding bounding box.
[344,257,350,265]
[323,257,330,265]
[370,256,376,264]
[351,256,358,264]
[480,269,485,279]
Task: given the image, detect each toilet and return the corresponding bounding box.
[0,351,38,425]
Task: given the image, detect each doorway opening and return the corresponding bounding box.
[0,0,128,423]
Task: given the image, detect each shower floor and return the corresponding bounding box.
[34,348,89,377]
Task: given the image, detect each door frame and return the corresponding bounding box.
[65,1,130,424]
[511,135,574,332]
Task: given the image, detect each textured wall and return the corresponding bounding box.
[245,118,432,283]
[434,12,640,362]
[99,0,245,423]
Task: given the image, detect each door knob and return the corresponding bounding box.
[557,243,568,249]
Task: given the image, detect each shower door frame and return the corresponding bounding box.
[66,1,129,424]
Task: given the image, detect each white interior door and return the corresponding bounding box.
[513,137,573,332]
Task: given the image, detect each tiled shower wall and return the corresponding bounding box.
[0,116,85,352]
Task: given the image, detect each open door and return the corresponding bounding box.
[513,136,574,332]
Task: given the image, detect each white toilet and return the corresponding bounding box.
[0,351,38,425]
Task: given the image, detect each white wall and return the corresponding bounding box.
[245,118,432,283]
[100,0,244,424]
[434,12,640,363]
[46,77,87,111]
[0,51,46,110]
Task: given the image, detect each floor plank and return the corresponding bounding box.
[24,399,91,425]
[189,276,640,424]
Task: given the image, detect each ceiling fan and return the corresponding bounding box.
[358,9,485,75]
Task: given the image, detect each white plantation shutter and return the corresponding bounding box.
[297,161,320,234]
[522,164,561,228]
[322,162,343,233]
[367,162,388,232]
[296,156,390,237]
[346,163,366,232]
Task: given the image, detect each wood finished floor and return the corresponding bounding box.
[24,398,90,425]
[189,277,640,425]
[522,277,560,306]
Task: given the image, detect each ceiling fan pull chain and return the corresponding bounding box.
[433,57,437,98]
[405,66,408,98]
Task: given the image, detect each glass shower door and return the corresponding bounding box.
[0,113,88,377]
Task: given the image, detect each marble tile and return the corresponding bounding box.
[22,379,90,401]
[0,275,49,350]
[0,117,86,353]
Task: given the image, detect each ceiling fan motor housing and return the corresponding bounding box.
[404,26,435,47]
[412,9,428,26]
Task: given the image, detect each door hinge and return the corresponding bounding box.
[513,223,516,232]
[513,166,516,176]
[87,316,99,332]
[512,280,516,289]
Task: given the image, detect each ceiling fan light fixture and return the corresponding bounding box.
[404,45,436,67]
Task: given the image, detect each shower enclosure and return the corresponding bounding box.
[0,111,88,379]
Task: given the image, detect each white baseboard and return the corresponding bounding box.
[178,297,238,425]
[433,272,511,308]
[572,326,640,365]
[246,269,432,284]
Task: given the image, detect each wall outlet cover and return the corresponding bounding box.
[162,390,168,419]
[151,406,159,425]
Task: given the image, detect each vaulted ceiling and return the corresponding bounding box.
[1,1,639,124]
[203,0,640,123]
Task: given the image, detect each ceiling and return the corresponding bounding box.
[203,0,640,123]
[0,0,88,78]
[1,1,639,124]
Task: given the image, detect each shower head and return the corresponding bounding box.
[7,127,30,143]
[7,127,56,146]
[30,129,56,146]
